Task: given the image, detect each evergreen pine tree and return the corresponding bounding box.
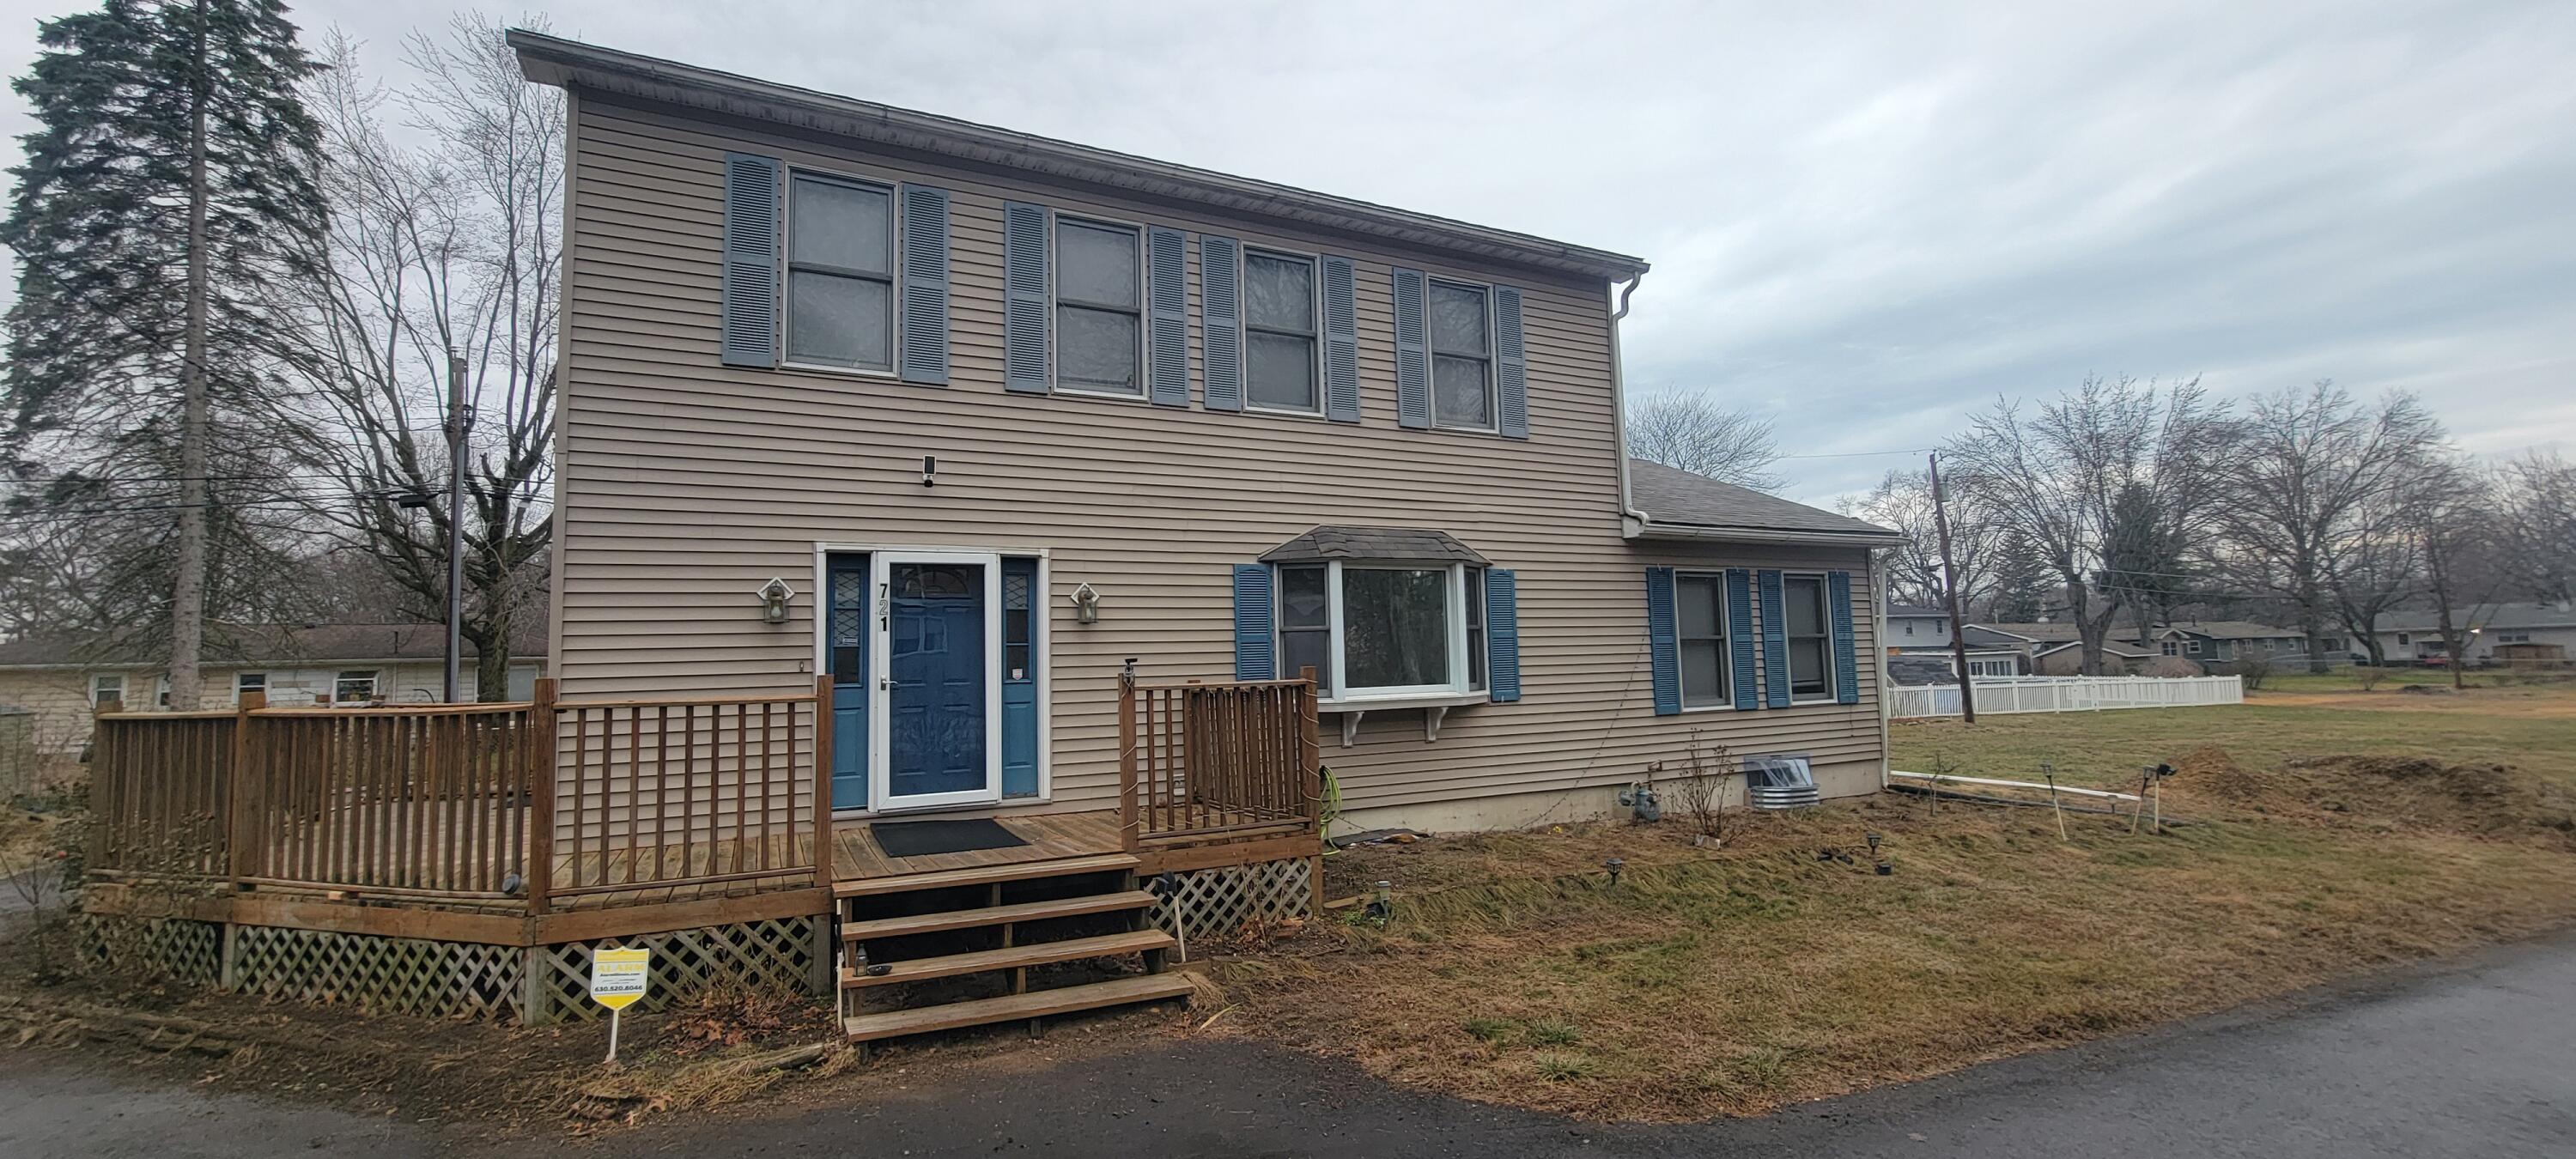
[3,0,326,706]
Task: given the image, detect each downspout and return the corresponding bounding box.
[1608,274,1649,531]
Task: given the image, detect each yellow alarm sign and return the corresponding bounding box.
[589,947,650,1010]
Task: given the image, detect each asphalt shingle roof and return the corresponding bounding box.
[1627,459,1901,539]
[1260,526,1490,566]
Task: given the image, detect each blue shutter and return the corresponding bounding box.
[1200,234,1242,411]
[1829,571,1860,705]
[897,184,951,385]
[1759,569,1790,708]
[719,153,780,367]
[1003,202,1050,393]
[1232,565,1276,681]
[1494,284,1528,439]
[1485,568,1521,703]
[1646,567,1680,715]
[1726,568,1758,711]
[1148,227,1188,406]
[1322,255,1360,422]
[1392,267,1430,428]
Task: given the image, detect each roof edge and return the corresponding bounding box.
[508,30,1649,282]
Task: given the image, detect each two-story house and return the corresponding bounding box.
[506,33,1904,1040]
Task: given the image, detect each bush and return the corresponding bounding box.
[2354,665,2388,691]
[2226,657,2274,691]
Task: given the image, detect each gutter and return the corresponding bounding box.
[1621,521,1908,549]
[1608,274,1649,530]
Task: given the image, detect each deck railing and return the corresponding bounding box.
[1118,670,1322,851]
[84,678,834,913]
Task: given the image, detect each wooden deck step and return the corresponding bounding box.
[840,929,1174,989]
[842,973,1194,1043]
[834,853,1140,898]
[841,889,1157,942]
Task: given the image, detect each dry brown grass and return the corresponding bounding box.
[1206,694,2576,1122]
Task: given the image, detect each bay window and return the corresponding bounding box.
[1274,561,1488,701]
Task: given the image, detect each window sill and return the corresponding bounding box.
[779,360,904,383]
[1054,385,1151,404]
[1320,689,1489,713]
[1245,404,1327,420]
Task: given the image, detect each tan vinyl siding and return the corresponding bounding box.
[554,96,1885,824]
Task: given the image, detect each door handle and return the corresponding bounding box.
[880,677,898,690]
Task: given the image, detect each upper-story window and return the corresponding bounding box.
[1244,249,1319,413]
[785,173,896,373]
[1429,280,1493,430]
[1054,218,1143,395]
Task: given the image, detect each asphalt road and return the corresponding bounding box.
[6,929,2573,1158]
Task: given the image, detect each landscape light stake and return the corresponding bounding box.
[2042,763,2069,842]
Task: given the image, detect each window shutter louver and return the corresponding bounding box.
[1002,202,1050,393]
[1759,569,1790,708]
[1727,568,1759,710]
[1829,570,1860,705]
[1485,568,1522,703]
[1646,567,1680,715]
[1392,267,1431,428]
[1232,565,1276,681]
[1322,255,1360,422]
[719,153,781,367]
[1200,234,1243,411]
[1148,227,1188,406]
[897,184,951,385]
[1494,284,1528,439]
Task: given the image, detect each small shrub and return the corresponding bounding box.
[2227,657,2274,691]
[1525,1020,1581,1046]
[1533,1053,1597,1082]
[2354,666,2387,691]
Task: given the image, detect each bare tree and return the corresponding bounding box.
[1625,388,1784,492]
[1844,467,1996,610]
[2216,382,2444,672]
[2328,478,2427,666]
[1944,376,2233,675]
[2413,456,2505,689]
[280,20,559,700]
[2497,452,2576,606]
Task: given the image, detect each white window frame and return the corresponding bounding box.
[2187,639,2204,655]
[1426,276,1498,433]
[778,167,904,379]
[1674,571,1736,711]
[1239,245,1324,416]
[1778,571,1838,705]
[156,676,171,708]
[1279,561,1486,707]
[334,670,381,704]
[235,671,266,698]
[1050,212,1148,400]
[90,673,124,708]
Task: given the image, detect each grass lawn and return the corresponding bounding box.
[1208,683,2576,1122]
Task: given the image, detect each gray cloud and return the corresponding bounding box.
[2,0,2566,501]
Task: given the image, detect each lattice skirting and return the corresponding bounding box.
[76,914,222,987]
[1148,856,1313,954]
[528,916,823,1024]
[233,927,524,1020]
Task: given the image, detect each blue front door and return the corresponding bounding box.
[885,561,989,802]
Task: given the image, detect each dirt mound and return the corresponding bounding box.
[2174,744,2273,803]
[2280,754,2574,842]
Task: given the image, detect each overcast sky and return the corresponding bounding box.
[3,0,2569,504]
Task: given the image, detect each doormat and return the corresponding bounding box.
[870,817,1030,859]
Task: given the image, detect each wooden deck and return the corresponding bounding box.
[830,810,1125,883]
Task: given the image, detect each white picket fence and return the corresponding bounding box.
[1887,675,2244,719]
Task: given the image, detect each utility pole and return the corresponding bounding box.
[443,352,470,703]
[1929,452,1978,724]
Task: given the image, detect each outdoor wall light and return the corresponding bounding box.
[756,578,795,625]
[1072,582,1101,624]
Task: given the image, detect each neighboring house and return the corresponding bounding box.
[2031,639,2154,676]
[2151,621,2324,666]
[1885,604,1953,652]
[519,33,1905,836]
[0,624,547,755]
[1967,622,2147,676]
[2369,604,2576,667]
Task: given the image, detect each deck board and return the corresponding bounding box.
[830,809,1126,884]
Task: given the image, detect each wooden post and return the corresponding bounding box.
[811,675,834,886]
[1118,671,1139,853]
[527,679,557,917]
[88,696,118,875]
[1298,666,1324,917]
[228,691,264,884]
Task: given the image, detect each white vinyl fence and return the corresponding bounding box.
[1887,675,2244,719]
